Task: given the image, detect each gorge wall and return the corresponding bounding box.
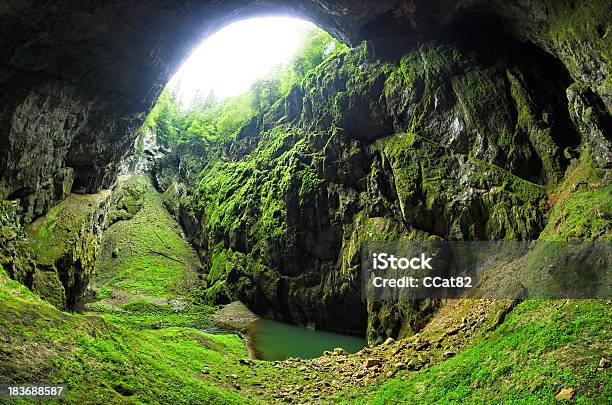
[153,29,606,340]
[0,1,610,341]
[1,1,609,222]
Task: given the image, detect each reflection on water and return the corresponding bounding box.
[247,318,367,361]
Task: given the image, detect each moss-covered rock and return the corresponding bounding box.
[0,200,37,284]
[153,36,601,341]
[566,82,612,168]
[26,191,111,308]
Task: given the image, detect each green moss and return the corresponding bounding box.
[341,211,424,278]
[544,0,611,81]
[507,71,563,182]
[539,152,612,240]
[385,43,461,135]
[108,174,147,222]
[27,193,109,267]
[0,200,37,283]
[346,300,611,404]
[162,182,180,215]
[0,268,318,403]
[135,131,145,158]
[31,270,65,309]
[453,70,492,107]
[0,270,248,403]
[376,132,546,240]
[95,175,200,300]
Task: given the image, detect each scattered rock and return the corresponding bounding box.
[406,358,423,370]
[364,358,382,368]
[442,351,456,359]
[416,341,431,350]
[239,359,255,366]
[383,337,395,346]
[334,347,348,355]
[598,357,610,369]
[353,371,367,380]
[445,327,459,336]
[555,388,574,400]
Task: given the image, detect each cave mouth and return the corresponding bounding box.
[167,16,321,106]
[144,16,346,148]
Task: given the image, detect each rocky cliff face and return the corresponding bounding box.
[153,28,602,340]
[0,1,609,226]
[0,0,610,340]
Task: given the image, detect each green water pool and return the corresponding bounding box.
[247,318,367,361]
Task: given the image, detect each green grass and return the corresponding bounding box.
[341,300,611,404]
[88,299,218,330]
[539,151,611,241]
[95,175,201,299]
[0,268,252,404]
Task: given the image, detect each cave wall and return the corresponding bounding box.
[0,0,609,225]
[153,33,597,339]
[0,0,400,223]
[0,0,610,338]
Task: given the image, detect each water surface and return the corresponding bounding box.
[247,318,367,361]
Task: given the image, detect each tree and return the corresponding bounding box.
[145,27,347,150]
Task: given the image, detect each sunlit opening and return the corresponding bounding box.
[169,17,316,106]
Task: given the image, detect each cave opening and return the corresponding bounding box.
[143,16,347,148]
[168,16,320,106]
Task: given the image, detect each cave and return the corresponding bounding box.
[1,1,609,222]
[0,0,610,402]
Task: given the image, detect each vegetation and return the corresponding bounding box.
[0,263,264,404]
[1,8,610,403]
[345,299,611,404]
[144,27,347,149]
[96,176,200,299]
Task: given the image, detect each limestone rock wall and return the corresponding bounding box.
[155,36,585,340]
[0,1,609,226]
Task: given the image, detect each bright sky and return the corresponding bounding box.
[168,17,315,106]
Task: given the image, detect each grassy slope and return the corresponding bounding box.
[342,153,611,404]
[0,176,296,404]
[95,175,200,299]
[90,175,218,330]
[0,264,249,404]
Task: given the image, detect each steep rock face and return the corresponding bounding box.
[0,200,37,284]
[0,0,609,341]
[25,192,112,308]
[155,37,576,339]
[0,0,609,227]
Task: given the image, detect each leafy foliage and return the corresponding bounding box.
[143,27,347,149]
